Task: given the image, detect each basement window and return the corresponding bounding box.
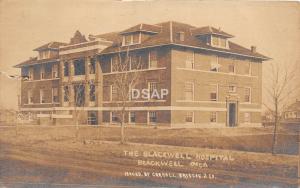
[129,112,136,124]
[111,112,118,123]
[148,111,157,124]
[185,111,194,123]
[210,112,217,123]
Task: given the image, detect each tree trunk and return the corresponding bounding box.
[97,125,100,140]
[75,113,79,140]
[120,110,125,144]
[272,100,278,155]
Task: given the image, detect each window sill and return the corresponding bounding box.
[24,78,60,82]
[177,68,258,78]
[104,67,166,75]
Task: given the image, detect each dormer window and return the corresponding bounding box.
[122,33,141,46]
[211,35,227,48]
[176,32,185,41]
[39,50,50,60]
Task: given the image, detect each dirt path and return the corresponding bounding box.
[0,139,298,188]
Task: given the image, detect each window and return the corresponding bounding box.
[129,112,136,124]
[245,62,251,75]
[228,64,235,73]
[111,85,117,101]
[244,87,251,103]
[211,36,227,48]
[210,56,219,72]
[212,36,219,46]
[185,111,194,123]
[149,50,158,69]
[39,51,50,60]
[40,66,45,79]
[210,84,218,101]
[28,90,33,104]
[132,33,140,44]
[176,32,185,41]
[220,38,226,48]
[74,85,85,106]
[124,35,131,46]
[148,111,157,124]
[184,82,194,101]
[90,83,96,101]
[148,82,158,100]
[64,62,69,76]
[210,112,217,123]
[111,56,119,72]
[123,34,141,46]
[130,55,140,70]
[229,85,236,92]
[89,58,96,74]
[111,112,118,123]
[88,111,97,125]
[185,51,194,69]
[74,59,85,75]
[40,89,45,103]
[63,86,69,102]
[244,112,251,123]
[52,88,59,103]
[29,69,33,80]
[52,64,58,78]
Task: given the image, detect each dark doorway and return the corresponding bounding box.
[228,103,237,127]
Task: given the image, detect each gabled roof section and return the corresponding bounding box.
[91,32,122,44]
[191,26,234,38]
[33,42,67,51]
[69,30,88,45]
[100,21,269,61]
[120,23,162,35]
[287,100,300,111]
[14,57,59,68]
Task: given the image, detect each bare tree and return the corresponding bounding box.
[111,47,142,144]
[73,82,86,139]
[264,61,299,154]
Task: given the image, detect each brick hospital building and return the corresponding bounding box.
[15,21,269,127]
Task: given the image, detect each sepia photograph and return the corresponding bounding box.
[0,0,299,187]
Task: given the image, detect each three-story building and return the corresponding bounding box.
[15,21,269,127]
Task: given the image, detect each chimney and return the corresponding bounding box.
[251,46,256,53]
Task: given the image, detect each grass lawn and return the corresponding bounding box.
[3,125,297,155]
[0,125,298,187]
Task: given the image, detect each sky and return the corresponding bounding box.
[0,0,299,110]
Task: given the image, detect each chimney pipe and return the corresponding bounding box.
[251,46,256,53]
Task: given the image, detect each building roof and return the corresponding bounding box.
[286,100,300,112]
[33,42,67,51]
[99,21,269,60]
[69,30,88,45]
[120,23,162,34]
[91,32,122,43]
[14,57,59,68]
[191,26,234,38]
